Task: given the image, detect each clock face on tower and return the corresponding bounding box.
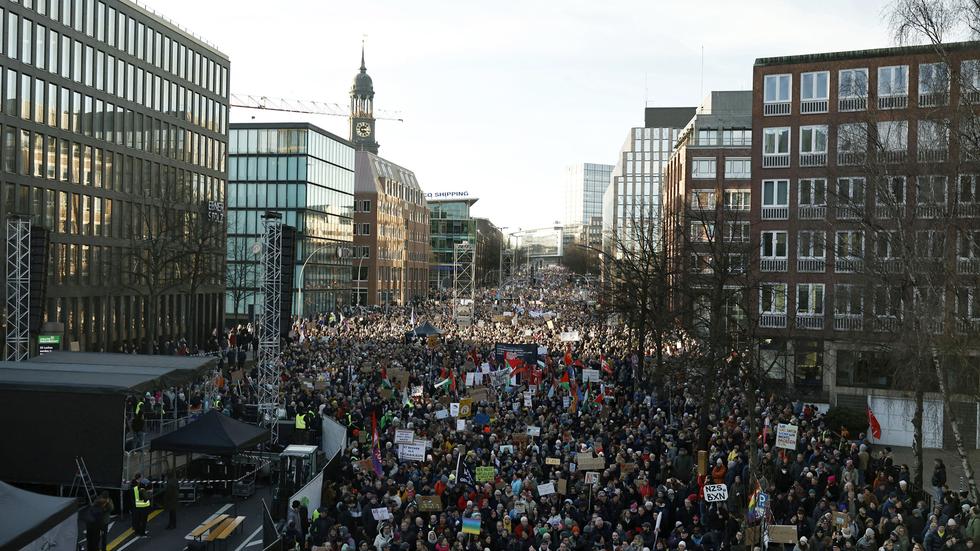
[356,122,372,138]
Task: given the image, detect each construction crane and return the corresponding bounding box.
[230,93,405,122]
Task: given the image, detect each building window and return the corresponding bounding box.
[917,120,948,162]
[874,286,903,319]
[918,62,949,106]
[688,190,715,210]
[836,177,865,219]
[916,175,947,218]
[877,120,908,162]
[798,231,826,259]
[697,129,718,146]
[835,231,864,272]
[762,127,790,167]
[839,68,869,111]
[722,129,751,147]
[723,189,750,211]
[800,71,829,113]
[876,176,907,218]
[796,283,825,316]
[760,231,788,272]
[878,65,909,108]
[723,221,750,242]
[799,125,828,166]
[958,174,980,217]
[724,157,751,179]
[689,221,714,242]
[954,288,980,327]
[761,179,789,219]
[960,60,980,103]
[916,230,946,259]
[763,74,791,115]
[760,283,788,325]
[691,157,716,178]
[834,284,864,330]
[798,178,826,220]
[837,122,868,166]
[690,252,713,274]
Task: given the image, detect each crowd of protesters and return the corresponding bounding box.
[131,267,980,550]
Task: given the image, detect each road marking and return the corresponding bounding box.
[106,510,161,551]
[184,503,234,540]
[233,526,263,551]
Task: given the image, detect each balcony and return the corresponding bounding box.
[918,92,948,108]
[963,90,980,104]
[760,258,788,272]
[760,313,787,328]
[763,154,790,168]
[761,206,789,220]
[875,316,901,332]
[876,258,904,273]
[837,151,867,166]
[834,314,864,331]
[800,99,829,114]
[835,257,863,273]
[878,150,908,163]
[800,152,828,167]
[798,205,826,219]
[956,318,980,333]
[797,258,826,273]
[958,257,980,274]
[915,204,945,219]
[874,204,906,219]
[954,203,980,217]
[764,101,791,116]
[839,96,868,112]
[878,95,908,109]
[918,149,948,163]
[835,205,863,220]
[796,313,824,330]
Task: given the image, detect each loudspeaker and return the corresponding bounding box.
[279,225,297,332]
[28,226,50,334]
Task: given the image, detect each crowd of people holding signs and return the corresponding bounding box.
[220,267,979,551]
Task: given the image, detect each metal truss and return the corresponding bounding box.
[5,217,30,361]
[453,241,475,325]
[256,213,283,444]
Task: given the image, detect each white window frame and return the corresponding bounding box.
[916,230,946,258]
[961,60,980,96]
[877,176,907,206]
[839,68,869,98]
[798,178,827,207]
[697,129,718,146]
[916,175,948,206]
[836,177,865,206]
[838,123,868,153]
[762,179,789,208]
[958,174,979,205]
[761,231,788,259]
[918,62,949,96]
[760,283,788,315]
[801,71,830,101]
[691,157,717,179]
[764,74,791,103]
[723,189,750,211]
[723,221,750,242]
[955,287,980,320]
[875,231,900,260]
[724,157,751,179]
[835,230,864,259]
[834,284,864,316]
[796,283,825,315]
[689,221,714,242]
[763,127,790,155]
[688,189,716,210]
[874,286,903,318]
[877,120,908,151]
[798,231,826,259]
[722,129,752,147]
[799,125,828,154]
[878,65,909,97]
[917,119,948,152]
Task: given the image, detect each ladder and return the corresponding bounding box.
[70,456,97,505]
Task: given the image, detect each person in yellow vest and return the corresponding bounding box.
[295,406,307,444]
[133,480,152,537]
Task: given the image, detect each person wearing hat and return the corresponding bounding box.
[793,535,809,551]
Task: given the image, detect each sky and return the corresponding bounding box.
[140,0,896,231]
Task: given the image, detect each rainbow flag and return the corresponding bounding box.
[462,517,481,535]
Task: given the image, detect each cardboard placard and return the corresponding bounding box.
[380,388,393,400]
[526,426,541,437]
[832,511,848,527]
[230,369,244,382]
[582,369,600,383]
[585,471,599,484]
[620,462,637,475]
[556,479,567,495]
[499,445,514,455]
[576,453,605,471]
[545,457,561,466]
[394,429,415,444]
[371,507,391,521]
[389,368,410,389]
[513,433,529,446]
[698,450,708,476]
[465,373,475,386]
[469,388,489,403]
[776,423,799,450]
[767,525,798,544]
[398,443,425,461]
[524,392,533,407]
[476,466,496,482]
[435,409,449,420]
[417,495,442,512]
[459,399,473,418]
[537,482,556,496]
[559,331,580,342]
[456,419,467,432]
[450,403,460,417]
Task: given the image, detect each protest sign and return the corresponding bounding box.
[775,423,799,450]
[523,392,533,407]
[499,445,514,455]
[704,484,729,502]
[576,453,605,471]
[435,409,449,420]
[559,331,581,342]
[371,507,391,521]
[388,368,410,389]
[462,517,481,535]
[556,479,567,495]
[582,369,600,383]
[585,472,599,485]
[526,426,541,437]
[394,429,415,444]
[537,482,556,496]
[450,403,460,417]
[475,466,496,482]
[562,396,570,408]
[456,420,467,432]
[417,495,442,512]
[459,399,473,418]
[465,373,475,386]
[411,385,423,397]
[398,443,425,462]
[545,457,561,466]
[468,387,489,403]
[768,525,798,544]
[513,433,529,446]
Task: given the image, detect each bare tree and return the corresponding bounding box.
[226,235,260,323]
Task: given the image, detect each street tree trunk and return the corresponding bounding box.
[933,353,980,503]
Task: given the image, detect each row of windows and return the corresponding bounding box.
[229,128,356,171]
[758,175,980,213]
[3,9,226,134]
[2,126,222,202]
[693,128,752,147]
[690,157,751,179]
[687,189,751,211]
[763,61,980,113]
[2,67,224,172]
[759,282,980,321]
[225,209,352,243]
[757,229,980,261]
[8,0,227,97]
[762,120,951,161]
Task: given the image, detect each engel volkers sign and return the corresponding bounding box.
[425,191,471,199]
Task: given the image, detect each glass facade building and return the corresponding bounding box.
[564,162,613,227]
[428,196,478,291]
[0,0,229,351]
[226,122,354,320]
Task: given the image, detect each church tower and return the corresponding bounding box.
[350,43,380,154]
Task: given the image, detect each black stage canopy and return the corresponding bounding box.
[151,410,269,455]
[408,322,442,336]
[0,481,76,549]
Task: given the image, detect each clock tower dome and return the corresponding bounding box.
[350,44,380,154]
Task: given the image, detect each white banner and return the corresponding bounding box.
[450,403,460,417]
[435,409,449,420]
[398,443,426,462]
[372,507,392,521]
[289,468,325,520]
[775,423,799,450]
[560,331,581,342]
[394,429,415,444]
[537,482,556,496]
[524,392,533,407]
[526,426,541,437]
[321,416,348,461]
[704,483,728,502]
[582,369,600,383]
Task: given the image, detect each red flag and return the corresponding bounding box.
[564,348,573,367]
[867,407,882,439]
[600,355,613,375]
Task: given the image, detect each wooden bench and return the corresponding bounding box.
[188,513,229,539]
[204,516,245,549]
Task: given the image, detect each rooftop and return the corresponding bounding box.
[229,121,353,148]
[755,40,980,67]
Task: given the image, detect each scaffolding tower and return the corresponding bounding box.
[5,217,30,361]
[256,212,284,444]
[453,241,475,326]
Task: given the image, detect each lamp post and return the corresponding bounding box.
[297,245,352,318]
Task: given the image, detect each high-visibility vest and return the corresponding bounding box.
[133,487,150,508]
[295,414,306,430]
[135,400,144,416]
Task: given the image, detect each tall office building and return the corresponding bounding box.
[226,123,354,320]
[427,192,478,291]
[602,107,694,260]
[564,162,613,226]
[0,0,229,351]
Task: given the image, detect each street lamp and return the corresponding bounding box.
[297,245,352,318]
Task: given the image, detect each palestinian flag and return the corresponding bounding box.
[371,412,384,477]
